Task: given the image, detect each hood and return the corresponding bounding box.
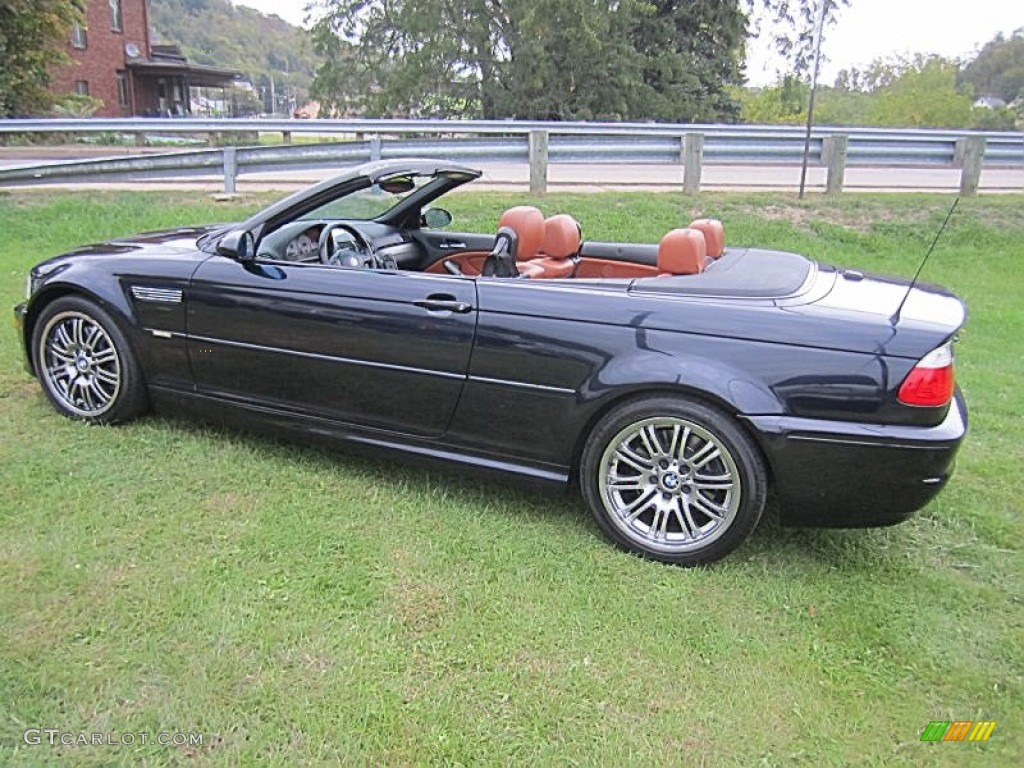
[66,224,230,256]
[29,224,229,286]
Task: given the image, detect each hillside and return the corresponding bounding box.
[148,0,319,112]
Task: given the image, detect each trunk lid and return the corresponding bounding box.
[801,266,966,359]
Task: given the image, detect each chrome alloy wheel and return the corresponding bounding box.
[597,417,741,554]
[39,310,122,418]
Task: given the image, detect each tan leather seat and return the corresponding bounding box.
[657,228,708,276]
[688,218,725,259]
[522,214,580,279]
[500,205,545,262]
[482,206,545,277]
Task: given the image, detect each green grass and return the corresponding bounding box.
[257,133,356,146]
[0,189,1021,766]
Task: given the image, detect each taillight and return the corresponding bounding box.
[898,342,955,407]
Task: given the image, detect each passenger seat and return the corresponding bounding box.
[520,214,581,279]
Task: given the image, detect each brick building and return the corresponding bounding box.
[50,0,240,117]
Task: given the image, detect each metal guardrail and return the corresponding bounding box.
[3,117,1023,164]
[0,118,1020,194]
[1,116,1021,143]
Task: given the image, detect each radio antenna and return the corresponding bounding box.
[890,197,959,326]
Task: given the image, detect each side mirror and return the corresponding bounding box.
[422,207,453,229]
[217,230,256,262]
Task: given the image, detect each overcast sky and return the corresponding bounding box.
[236,0,1023,87]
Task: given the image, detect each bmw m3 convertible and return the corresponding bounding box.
[14,159,967,565]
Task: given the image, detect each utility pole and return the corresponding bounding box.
[798,0,829,199]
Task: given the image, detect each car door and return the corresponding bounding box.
[186,257,478,437]
[411,229,496,274]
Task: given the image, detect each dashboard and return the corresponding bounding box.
[257,219,423,269]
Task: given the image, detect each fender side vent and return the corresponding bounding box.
[131,286,182,304]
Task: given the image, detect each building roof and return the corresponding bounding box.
[126,44,241,87]
[973,96,1008,109]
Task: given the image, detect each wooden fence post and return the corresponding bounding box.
[958,136,986,196]
[823,135,848,196]
[682,133,704,195]
[222,146,237,194]
[953,137,967,167]
[529,130,549,195]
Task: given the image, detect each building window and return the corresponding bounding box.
[117,72,130,108]
[109,0,122,32]
[70,22,87,49]
[74,80,90,96]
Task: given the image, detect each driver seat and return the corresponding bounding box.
[482,206,545,278]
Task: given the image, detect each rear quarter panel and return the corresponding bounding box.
[449,278,929,470]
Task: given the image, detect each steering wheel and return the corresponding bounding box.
[318,223,380,268]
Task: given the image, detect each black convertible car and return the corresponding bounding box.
[14,160,967,565]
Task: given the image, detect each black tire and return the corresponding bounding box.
[580,396,766,566]
[31,295,149,424]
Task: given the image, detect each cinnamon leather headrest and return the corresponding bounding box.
[542,214,581,260]
[688,218,724,259]
[498,206,545,261]
[658,228,708,275]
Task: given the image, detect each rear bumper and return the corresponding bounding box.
[746,391,967,527]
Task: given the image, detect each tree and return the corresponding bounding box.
[309,0,850,121]
[0,0,83,117]
[310,0,498,117]
[868,56,974,128]
[745,0,850,78]
[628,1,747,122]
[960,29,1024,103]
[310,0,757,121]
[732,75,807,123]
[494,0,642,120]
[50,92,103,117]
[737,54,1002,129]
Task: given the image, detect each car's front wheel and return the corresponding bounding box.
[580,396,766,565]
[32,295,148,424]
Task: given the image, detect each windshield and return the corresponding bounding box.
[298,174,435,221]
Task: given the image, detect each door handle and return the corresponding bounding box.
[414,294,473,313]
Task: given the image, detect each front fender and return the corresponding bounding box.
[21,270,143,377]
[21,256,196,392]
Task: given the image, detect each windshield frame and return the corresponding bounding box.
[201,159,482,253]
[296,173,439,223]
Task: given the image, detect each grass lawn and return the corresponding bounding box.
[0,188,1021,766]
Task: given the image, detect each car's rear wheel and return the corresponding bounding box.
[32,296,148,424]
[580,396,766,565]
